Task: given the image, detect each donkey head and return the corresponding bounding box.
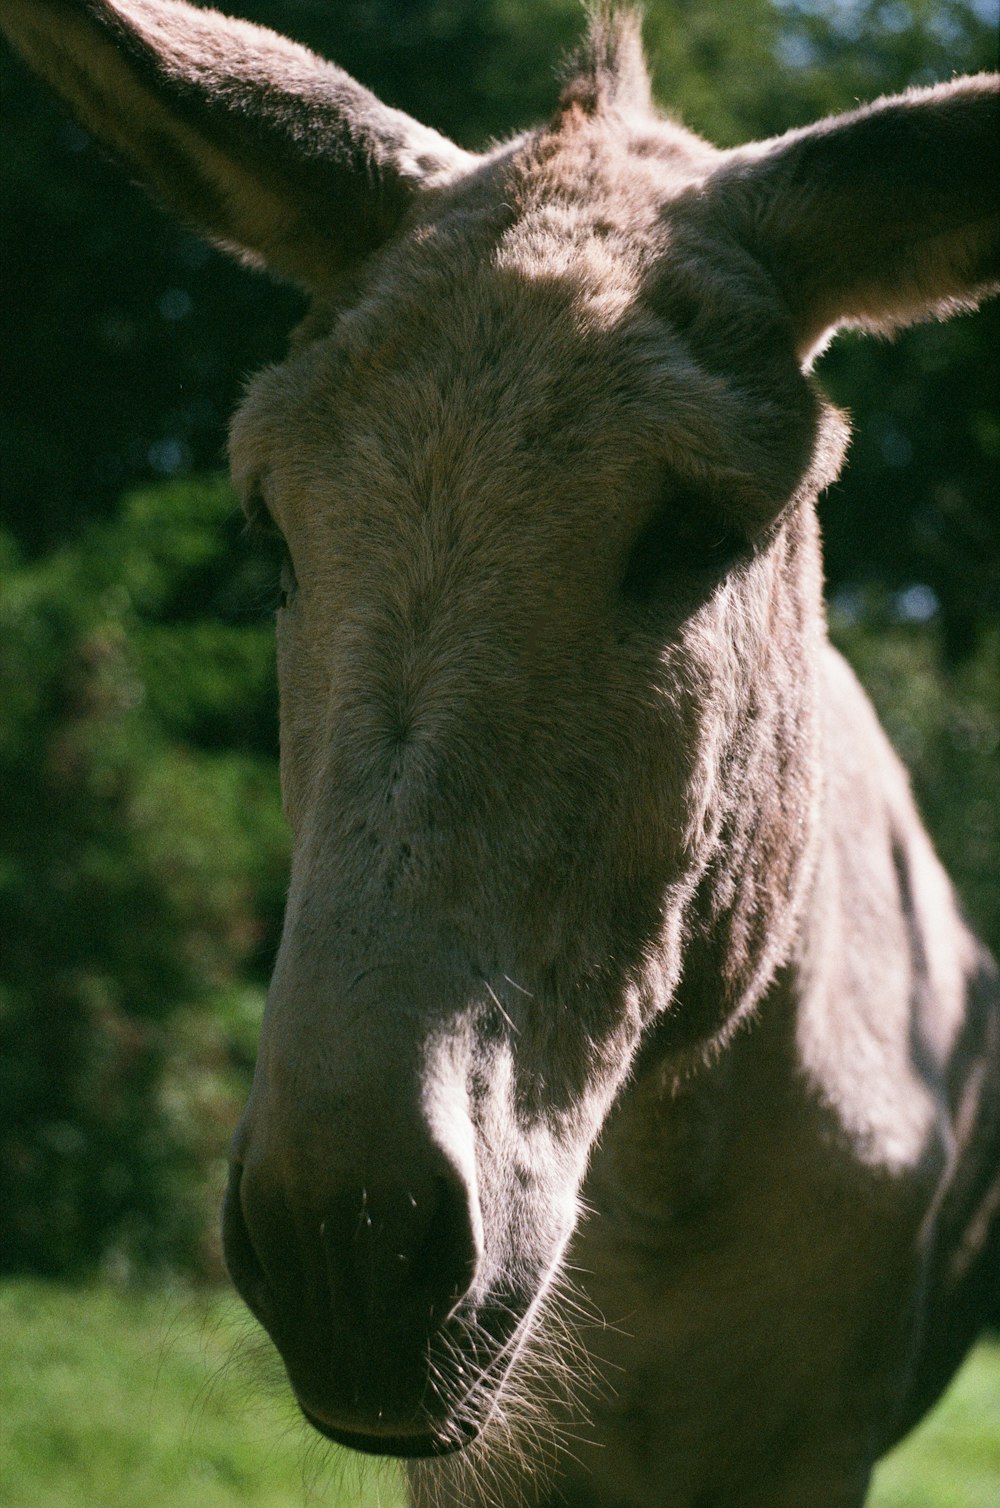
[6,0,996,1461]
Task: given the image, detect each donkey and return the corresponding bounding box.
[4,2,998,1503]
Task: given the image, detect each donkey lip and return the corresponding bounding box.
[292,1294,531,1458]
[299,1405,477,1458]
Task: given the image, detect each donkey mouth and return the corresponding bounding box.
[299,1405,478,1457]
[295,1292,538,1458]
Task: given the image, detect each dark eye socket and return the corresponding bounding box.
[242,480,275,537]
[240,484,298,612]
[622,484,746,603]
[277,547,298,611]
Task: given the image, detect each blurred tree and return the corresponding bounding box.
[0,482,288,1277]
[830,603,1000,951]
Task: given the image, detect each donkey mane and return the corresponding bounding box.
[558,5,655,118]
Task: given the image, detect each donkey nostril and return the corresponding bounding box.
[412,1173,481,1320]
[328,1169,481,1331]
[222,1166,272,1326]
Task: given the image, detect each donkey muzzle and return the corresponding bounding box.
[222,1142,484,1453]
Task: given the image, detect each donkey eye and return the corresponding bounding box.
[240,486,297,613]
[622,485,745,603]
[242,478,275,537]
[277,548,298,612]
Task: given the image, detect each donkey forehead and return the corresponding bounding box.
[230,129,812,536]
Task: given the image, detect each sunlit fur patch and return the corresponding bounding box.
[408,1263,618,1508]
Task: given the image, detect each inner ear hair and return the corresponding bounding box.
[0,0,471,287]
[727,73,1000,359]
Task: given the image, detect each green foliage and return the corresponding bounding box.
[870,1339,1000,1507]
[831,599,1000,955]
[0,480,288,1280]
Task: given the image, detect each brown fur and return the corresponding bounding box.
[4,4,998,1504]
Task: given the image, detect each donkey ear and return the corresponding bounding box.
[1,0,472,288]
[732,74,999,362]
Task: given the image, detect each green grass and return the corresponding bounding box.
[2,1279,997,1506]
[869,1342,1000,1508]
[0,1280,405,1508]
